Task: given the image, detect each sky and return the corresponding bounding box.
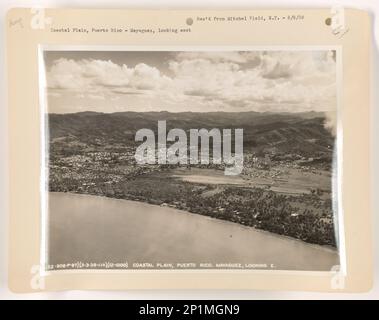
[44,50,337,114]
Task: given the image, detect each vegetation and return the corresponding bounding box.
[48,111,337,248]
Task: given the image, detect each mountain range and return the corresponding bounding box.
[48,111,335,157]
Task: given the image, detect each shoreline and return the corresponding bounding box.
[49,191,338,255]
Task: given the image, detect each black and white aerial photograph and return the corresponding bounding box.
[44,49,340,272]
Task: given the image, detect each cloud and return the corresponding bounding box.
[170,51,335,112]
[324,110,337,136]
[46,51,336,114]
[87,93,105,100]
[46,58,171,92]
[262,62,292,79]
[111,89,144,95]
[47,91,62,97]
[175,51,261,65]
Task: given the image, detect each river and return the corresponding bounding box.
[48,192,339,271]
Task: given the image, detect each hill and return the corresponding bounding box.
[48,111,334,157]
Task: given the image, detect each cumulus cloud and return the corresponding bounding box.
[324,110,337,136]
[47,58,171,91]
[175,51,261,65]
[46,51,336,114]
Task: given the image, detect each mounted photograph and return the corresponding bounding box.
[42,48,341,272]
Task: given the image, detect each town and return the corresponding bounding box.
[48,111,337,247]
[134,120,244,175]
